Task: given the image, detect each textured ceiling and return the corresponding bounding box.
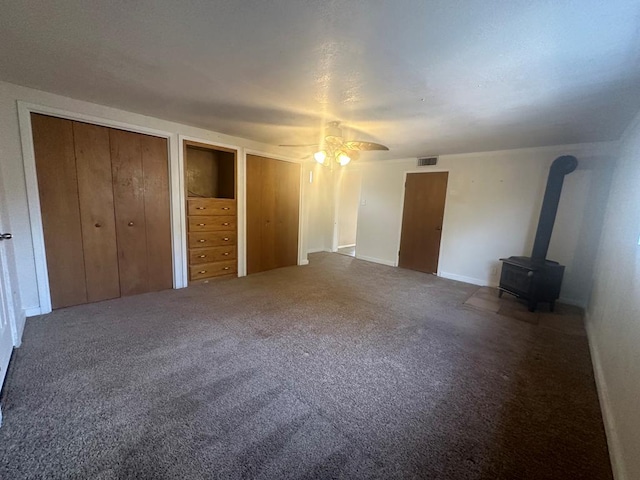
[1,0,639,159]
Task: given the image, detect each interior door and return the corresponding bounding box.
[32,114,88,308]
[398,172,449,274]
[246,155,300,274]
[0,241,13,391]
[110,129,149,296]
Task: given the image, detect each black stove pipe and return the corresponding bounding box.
[530,155,578,262]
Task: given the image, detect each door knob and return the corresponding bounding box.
[436,226,442,231]
[0,233,12,240]
[128,221,134,226]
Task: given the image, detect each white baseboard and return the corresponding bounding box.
[337,244,356,249]
[24,306,42,317]
[439,271,486,286]
[585,319,627,480]
[355,254,396,267]
[307,248,327,254]
[558,296,587,309]
[299,259,309,266]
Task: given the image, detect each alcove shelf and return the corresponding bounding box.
[184,140,237,283]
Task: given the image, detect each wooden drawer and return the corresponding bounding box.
[188,231,236,249]
[188,198,236,216]
[189,246,236,265]
[188,215,235,232]
[190,260,237,281]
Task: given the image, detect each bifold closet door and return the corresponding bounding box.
[140,134,173,292]
[246,155,300,274]
[33,113,173,309]
[32,114,88,308]
[73,121,120,302]
[110,129,173,296]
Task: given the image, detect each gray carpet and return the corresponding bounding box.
[0,253,612,479]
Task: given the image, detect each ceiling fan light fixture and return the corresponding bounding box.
[337,151,351,166]
[314,150,327,164]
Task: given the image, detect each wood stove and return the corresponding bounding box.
[498,155,578,312]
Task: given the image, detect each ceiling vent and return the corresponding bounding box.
[417,156,438,167]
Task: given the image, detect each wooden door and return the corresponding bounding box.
[398,172,448,274]
[32,114,88,308]
[141,135,173,291]
[110,129,149,296]
[73,121,120,302]
[246,155,300,274]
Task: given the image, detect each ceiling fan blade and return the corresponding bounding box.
[279,144,319,147]
[343,141,389,151]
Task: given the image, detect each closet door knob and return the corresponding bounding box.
[223,267,230,270]
[222,207,230,210]
[128,221,134,226]
[197,207,206,210]
[222,222,230,226]
[223,237,229,241]
[223,252,229,256]
[199,270,206,274]
[199,239,206,243]
[199,255,206,258]
[197,223,206,226]
[95,223,101,228]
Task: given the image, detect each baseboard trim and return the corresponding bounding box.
[337,244,356,248]
[24,307,42,318]
[299,259,310,266]
[439,271,486,286]
[307,248,327,254]
[585,319,627,480]
[355,255,396,267]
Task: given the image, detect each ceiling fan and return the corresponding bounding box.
[279,121,389,166]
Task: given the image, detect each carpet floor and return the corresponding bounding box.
[0,253,612,479]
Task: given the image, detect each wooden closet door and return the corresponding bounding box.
[141,135,173,291]
[246,154,263,274]
[110,129,149,296]
[73,122,120,302]
[275,159,300,267]
[246,155,300,274]
[31,114,88,308]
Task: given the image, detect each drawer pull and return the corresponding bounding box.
[222,207,230,210]
[223,252,229,256]
[223,237,229,241]
[197,223,206,226]
[199,270,206,274]
[196,207,206,210]
[198,239,206,243]
[222,222,230,226]
[198,255,206,258]
[223,267,230,270]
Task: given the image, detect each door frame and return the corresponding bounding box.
[18,101,183,314]
[396,169,450,276]
[180,135,244,279]
[244,150,307,268]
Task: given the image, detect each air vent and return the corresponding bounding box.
[417,156,438,167]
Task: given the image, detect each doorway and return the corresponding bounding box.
[334,169,362,257]
[398,172,448,274]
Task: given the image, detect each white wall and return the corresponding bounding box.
[303,163,335,253]
[335,169,362,247]
[0,80,324,326]
[354,143,615,306]
[586,112,640,480]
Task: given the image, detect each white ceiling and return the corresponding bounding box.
[1,0,639,159]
